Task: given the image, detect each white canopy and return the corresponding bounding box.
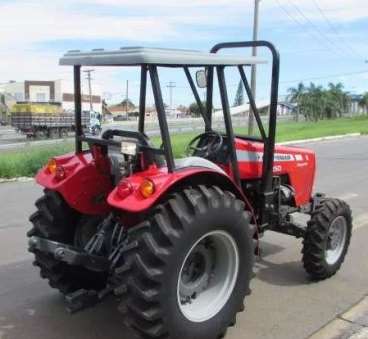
[59,47,267,67]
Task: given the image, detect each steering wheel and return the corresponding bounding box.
[186,131,223,158]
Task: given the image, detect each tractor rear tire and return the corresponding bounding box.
[302,198,352,281]
[27,189,107,294]
[114,186,254,339]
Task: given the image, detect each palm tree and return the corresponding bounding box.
[326,83,349,118]
[307,83,324,121]
[287,82,305,121]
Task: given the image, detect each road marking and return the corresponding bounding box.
[338,193,359,201]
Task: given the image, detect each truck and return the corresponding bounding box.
[10,102,93,138]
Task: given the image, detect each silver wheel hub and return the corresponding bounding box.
[179,243,214,303]
[326,216,347,265]
[177,230,239,323]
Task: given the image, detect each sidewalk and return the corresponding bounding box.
[309,296,368,339]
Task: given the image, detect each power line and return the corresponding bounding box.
[274,0,338,56]
[310,0,365,60]
[274,0,358,60]
[285,0,359,60]
[281,69,368,84]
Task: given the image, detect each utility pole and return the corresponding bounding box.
[166,81,176,112]
[83,69,94,111]
[125,80,129,117]
[248,0,261,135]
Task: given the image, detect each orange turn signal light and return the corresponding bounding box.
[139,179,155,198]
[47,158,57,174]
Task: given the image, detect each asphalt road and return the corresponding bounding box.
[0,135,367,339]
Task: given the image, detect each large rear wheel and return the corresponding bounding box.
[114,186,254,339]
[28,190,107,294]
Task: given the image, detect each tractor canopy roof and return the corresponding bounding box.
[59,46,267,67]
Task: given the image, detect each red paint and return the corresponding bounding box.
[232,138,316,206]
[36,152,113,215]
[107,165,244,212]
[35,137,315,215]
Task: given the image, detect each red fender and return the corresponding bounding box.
[107,165,247,213]
[35,152,113,215]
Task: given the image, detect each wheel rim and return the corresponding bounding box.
[177,230,239,323]
[325,216,347,265]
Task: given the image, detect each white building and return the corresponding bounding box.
[0,80,102,113]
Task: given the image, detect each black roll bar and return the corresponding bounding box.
[138,65,148,133]
[210,41,280,225]
[73,65,82,153]
[237,65,267,140]
[217,66,241,186]
[148,65,175,173]
[183,67,211,130]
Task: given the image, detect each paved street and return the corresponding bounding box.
[0,135,367,339]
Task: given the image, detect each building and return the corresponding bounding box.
[276,101,296,115]
[349,94,365,115]
[0,80,102,113]
[108,99,137,120]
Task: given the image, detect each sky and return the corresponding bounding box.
[0,0,367,108]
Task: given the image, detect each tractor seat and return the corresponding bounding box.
[174,157,225,174]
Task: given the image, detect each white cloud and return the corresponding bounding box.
[0,2,176,47]
[0,0,367,99]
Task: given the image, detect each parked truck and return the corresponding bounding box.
[10,102,94,138]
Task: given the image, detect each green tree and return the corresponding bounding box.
[287,82,350,121]
[120,99,136,111]
[325,83,350,118]
[287,82,305,121]
[189,101,206,117]
[233,80,245,107]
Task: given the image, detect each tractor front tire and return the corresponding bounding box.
[28,189,107,294]
[302,198,352,281]
[114,186,254,339]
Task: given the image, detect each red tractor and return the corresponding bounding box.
[28,41,352,339]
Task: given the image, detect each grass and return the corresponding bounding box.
[0,115,367,178]
[0,142,74,178]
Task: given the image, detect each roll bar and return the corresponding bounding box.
[209,41,280,225]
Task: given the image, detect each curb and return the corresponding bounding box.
[278,133,361,145]
[0,177,34,184]
[309,296,368,339]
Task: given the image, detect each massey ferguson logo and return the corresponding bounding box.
[236,150,303,163]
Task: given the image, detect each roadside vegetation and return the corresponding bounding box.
[0,143,73,178]
[0,115,367,178]
[287,82,368,121]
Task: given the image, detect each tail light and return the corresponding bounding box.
[117,180,133,199]
[46,158,66,180]
[55,165,66,180]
